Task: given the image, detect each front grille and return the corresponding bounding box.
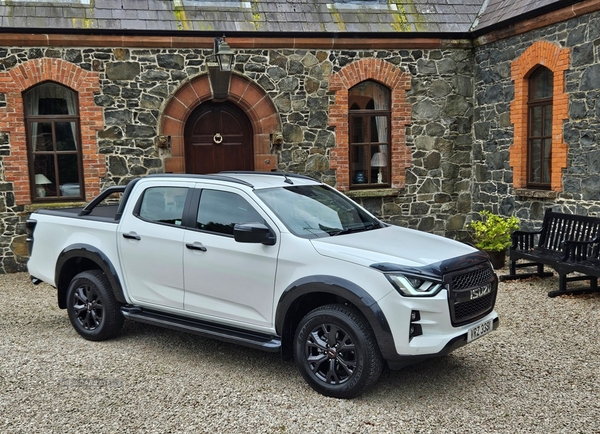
[446,264,497,326]
[451,266,494,291]
[454,292,495,321]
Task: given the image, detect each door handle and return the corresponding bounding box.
[186,242,207,252]
[122,232,141,240]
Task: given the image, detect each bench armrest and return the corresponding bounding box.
[563,236,600,261]
[510,228,542,251]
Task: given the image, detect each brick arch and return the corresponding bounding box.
[161,73,280,173]
[0,58,104,204]
[510,41,570,191]
[329,58,411,191]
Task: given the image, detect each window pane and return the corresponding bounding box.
[25,82,77,116]
[57,154,79,184]
[373,116,388,143]
[531,106,542,137]
[349,81,390,110]
[197,190,265,235]
[31,122,54,151]
[530,139,542,183]
[530,68,553,100]
[371,145,387,184]
[351,145,369,185]
[32,154,56,198]
[139,187,188,224]
[542,139,552,184]
[352,116,369,143]
[543,106,552,136]
[56,122,78,151]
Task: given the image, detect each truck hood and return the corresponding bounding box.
[310,225,482,270]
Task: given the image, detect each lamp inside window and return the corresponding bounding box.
[371,152,387,184]
[35,173,52,198]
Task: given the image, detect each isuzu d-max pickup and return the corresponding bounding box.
[27,172,498,398]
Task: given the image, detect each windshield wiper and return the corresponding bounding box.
[330,223,378,236]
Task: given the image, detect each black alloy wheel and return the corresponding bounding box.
[66,270,124,341]
[294,304,383,399]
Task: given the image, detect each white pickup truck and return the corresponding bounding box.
[27,172,498,398]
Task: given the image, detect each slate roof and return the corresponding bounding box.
[471,0,577,31]
[0,0,578,36]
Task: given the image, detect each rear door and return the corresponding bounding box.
[118,180,194,310]
[182,185,279,329]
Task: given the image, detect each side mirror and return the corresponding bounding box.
[234,222,276,246]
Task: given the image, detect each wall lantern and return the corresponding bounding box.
[214,37,234,72]
[208,36,235,101]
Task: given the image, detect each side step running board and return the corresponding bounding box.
[121,306,281,352]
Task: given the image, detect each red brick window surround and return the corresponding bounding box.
[0,59,104,205]
[510,41,570,191]
[329,58,411,192]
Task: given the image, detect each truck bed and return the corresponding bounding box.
[36,204,120,222]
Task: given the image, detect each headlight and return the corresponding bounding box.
[386,274,444,297]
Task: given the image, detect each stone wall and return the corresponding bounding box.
[473,10,600,230]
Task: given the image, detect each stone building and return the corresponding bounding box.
[0,0,599,272]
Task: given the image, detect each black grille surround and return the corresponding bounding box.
[444,262,498,327]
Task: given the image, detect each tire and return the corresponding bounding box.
[66,270,124,341]
[294,304,383,399]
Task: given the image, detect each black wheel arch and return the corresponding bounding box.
[55,244,126,309]
[275,275,396,362]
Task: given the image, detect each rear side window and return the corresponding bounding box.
[196,190,265,236]
[138,187,188,225]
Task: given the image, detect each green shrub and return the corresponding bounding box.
[469,210,520,252]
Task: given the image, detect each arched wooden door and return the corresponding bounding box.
[184,101,254,174]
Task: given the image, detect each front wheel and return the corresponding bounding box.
[294,304,383,399]
[66,270,124,341]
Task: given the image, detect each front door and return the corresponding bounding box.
[184,101,254,174]
[182,184,279,330]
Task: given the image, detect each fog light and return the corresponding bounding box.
[409,310,423,341]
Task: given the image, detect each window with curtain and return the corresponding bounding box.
[348,80,391,188]
[24,82,84,201]
[527,67,553,189]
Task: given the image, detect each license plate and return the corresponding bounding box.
[467,319,493,343]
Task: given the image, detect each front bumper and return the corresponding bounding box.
[385,316,499,369]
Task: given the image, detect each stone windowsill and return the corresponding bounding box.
[344,188,401,198]
[24,201,88,213]
[514,188,558,199]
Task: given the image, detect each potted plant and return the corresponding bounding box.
[469,210,520,269]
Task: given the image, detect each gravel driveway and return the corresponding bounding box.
[1,270,599,433]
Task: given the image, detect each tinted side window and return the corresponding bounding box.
[138,187,188,225]
[197,190,265,236]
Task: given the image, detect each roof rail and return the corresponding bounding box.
[146,173,254,187]
[219,171,316,181]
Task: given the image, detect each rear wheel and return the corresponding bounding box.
[294,304,383,399]
[66,270,124,341]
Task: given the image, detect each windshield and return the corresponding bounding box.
[255,184,383,238]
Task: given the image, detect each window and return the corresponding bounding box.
[24,82,84,201]
[255,185,380,239]
[348,81,390,188]
[197,190,265,236]
[138,187,188,225]
[527,67,553,188]
[509,41,569,192]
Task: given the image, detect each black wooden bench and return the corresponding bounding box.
[500,209,600,297]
